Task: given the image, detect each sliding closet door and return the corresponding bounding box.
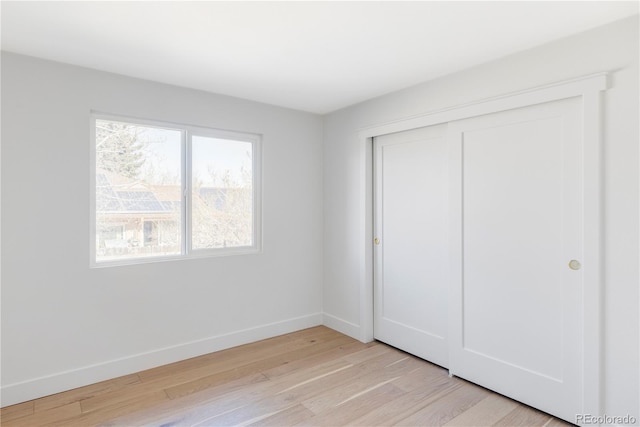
[448,97,583,422]
[374,124,448,367]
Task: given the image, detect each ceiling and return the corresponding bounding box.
[1,1,638,114]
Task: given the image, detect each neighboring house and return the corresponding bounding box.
[96,171,248,259]
[96,172,181,258]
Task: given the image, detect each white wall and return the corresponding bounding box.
[2,15,638,420]
[323,16,639,421]
[0,52,324,406]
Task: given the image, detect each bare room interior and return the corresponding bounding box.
[1,2,639,426]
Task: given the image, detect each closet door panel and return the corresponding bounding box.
[374,124,448,367]
[448,97,583,423]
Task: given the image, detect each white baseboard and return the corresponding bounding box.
[322,313,361,341]
[1,313,323,407]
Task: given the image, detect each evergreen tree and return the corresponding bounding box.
[96,120,146,179]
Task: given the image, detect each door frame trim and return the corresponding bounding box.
[357,72,607,417]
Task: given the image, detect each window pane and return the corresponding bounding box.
[192,136,253,250]
[95,119,182,262]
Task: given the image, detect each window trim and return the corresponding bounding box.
[90,112,262,267]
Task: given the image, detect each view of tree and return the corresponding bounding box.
[96,121,147,178]
[192,164,253,249]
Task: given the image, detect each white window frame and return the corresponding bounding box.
[90,112,262,267]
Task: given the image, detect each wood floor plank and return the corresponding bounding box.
[341,342,393,364]
[33,373,141,413]
[246,403,315,426]
[300,352,421,415]
[0,326,572,427]
[164,334,355,399]
[349,372,462,426]
[395,381,491,426]
[443,393,519,426]
[0,401,34,423]
[1,401,81,427]
[391,363,449,392]
[147,326,338,380]
[188,393,291,426]
[299,382,406,426]
[493,404,554,426]
[151,359,356,426]
[102,372,271,426]
[261,340,375,380]
[544,416,576,426]
[177,361,359,425]
[137,326,334,383]
[53,390,169,427]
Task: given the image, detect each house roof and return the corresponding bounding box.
[97,172,234,215]
[97,173,175,214]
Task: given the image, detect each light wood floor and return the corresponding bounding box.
[1,326,574,426]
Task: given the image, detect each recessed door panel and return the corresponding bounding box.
[448,97,583,422]
[374,124,448,367]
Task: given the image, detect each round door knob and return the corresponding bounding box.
[374,238,380,245]
[568,260,582,270]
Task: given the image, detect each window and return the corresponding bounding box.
[91,114,261,266]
